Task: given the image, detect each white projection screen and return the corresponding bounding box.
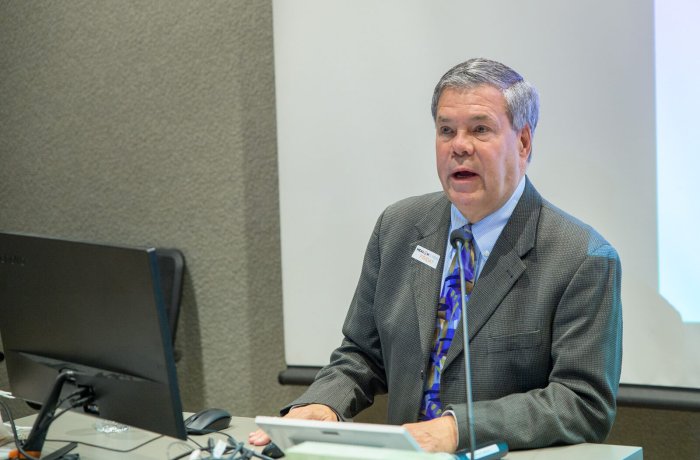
[273,0,700,405]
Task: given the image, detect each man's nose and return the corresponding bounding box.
[452,132,474,156]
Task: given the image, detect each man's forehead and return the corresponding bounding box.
[440,85,505,106]
[435,86,512,128]
[438,84,505,105]
[436,94,505,116]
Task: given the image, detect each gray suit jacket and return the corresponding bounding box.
[286,178,622,451]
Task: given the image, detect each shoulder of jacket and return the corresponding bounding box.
[383,191,447,217]
[539,199,617,257]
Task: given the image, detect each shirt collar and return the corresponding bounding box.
[448,175,526,258]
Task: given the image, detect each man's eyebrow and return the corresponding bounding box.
[470,114,494,122]
[436,114,495,123]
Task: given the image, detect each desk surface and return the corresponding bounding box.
[12,412,642,460]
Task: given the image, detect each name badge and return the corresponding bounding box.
[412,245,440,269]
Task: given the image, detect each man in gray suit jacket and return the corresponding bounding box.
[250,58,622,453]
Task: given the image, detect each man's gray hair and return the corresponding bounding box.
[431,58,540,135]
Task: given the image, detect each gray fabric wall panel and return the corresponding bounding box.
[0,1,305,418]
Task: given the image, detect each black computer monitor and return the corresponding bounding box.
[0,231,187,452]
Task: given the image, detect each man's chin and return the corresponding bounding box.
[447,194,485,223]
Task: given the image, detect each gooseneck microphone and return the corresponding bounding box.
[449,228,471,252]
[449,229,508,460]
[450,228,477,460]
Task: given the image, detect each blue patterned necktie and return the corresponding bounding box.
[419,225,476,420]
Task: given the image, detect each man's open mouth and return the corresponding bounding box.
[453,170,477,179]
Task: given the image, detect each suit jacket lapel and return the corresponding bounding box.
[444,178,543,368]
[411,197,452,362]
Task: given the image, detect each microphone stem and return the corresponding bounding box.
[456,240,476,460]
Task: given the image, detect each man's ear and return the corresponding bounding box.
[518,125,533,162]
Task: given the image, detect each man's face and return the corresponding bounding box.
[435,86,532,223]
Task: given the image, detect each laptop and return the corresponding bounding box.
[254,416,423,452]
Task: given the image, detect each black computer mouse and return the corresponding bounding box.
[184,408,232,434]
[261,442,285,459]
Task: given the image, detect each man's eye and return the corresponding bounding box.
[439,126,453,135]
[474,125,489,134]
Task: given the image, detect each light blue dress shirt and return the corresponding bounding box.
[439,176,526,434]
[440,176,527,286]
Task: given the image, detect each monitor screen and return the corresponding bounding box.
[0,231,186,440]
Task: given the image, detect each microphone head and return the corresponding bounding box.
[450,228,469,249]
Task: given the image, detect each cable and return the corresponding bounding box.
[166,441,199,460]
[3,397,272,460]
[187,435,206,449]
[0,398,39,460]
[45,434,165,454]
[55,389,86,408]
[1,390,164,458]
[166,434,274,460]
[0,390,95,460]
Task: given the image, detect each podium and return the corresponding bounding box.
[284,441,642,460]
[9,412,642,459]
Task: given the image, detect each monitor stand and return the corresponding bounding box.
[41,442,78,460]
[9,370,90,459]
